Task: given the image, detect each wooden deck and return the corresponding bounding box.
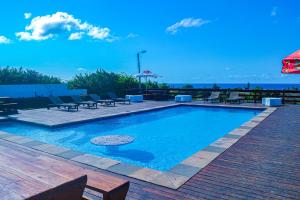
[0,105,299,199]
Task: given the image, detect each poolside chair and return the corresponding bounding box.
[0,97,18,114]
[71,95,98,109]
[47,96,79,112]
[28,175,88,200]
[205,91,221,103]
[145,90,169,101]
[226,92,244,104]
[89,94,115,106]
[107,92,131,104]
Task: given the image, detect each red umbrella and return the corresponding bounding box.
[134,70,160,91]
[281,50,300,74]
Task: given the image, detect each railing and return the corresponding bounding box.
[127,88,300,104]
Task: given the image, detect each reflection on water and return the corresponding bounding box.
[104,146,155,163]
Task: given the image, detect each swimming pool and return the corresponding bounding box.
[0,106,261,171]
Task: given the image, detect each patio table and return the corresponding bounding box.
[175,95,192,102]
[125,95,143,102]
[262,97,282,107]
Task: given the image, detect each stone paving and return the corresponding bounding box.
[9,101,177,127]
[8,100,263,127]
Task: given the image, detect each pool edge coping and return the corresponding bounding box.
[0,103,276,190]
[7,102,264,128]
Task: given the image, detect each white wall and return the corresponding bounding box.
[0,84,87,98]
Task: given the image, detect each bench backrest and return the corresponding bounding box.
[107,92,117,99]
[27,175,87,200]
[229,92,240,98]
[89,94,100,101]
[49,96,64,105]
[210,91,220,98]
[71,95,82,103]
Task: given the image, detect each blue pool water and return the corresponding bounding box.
[0,106,261,171]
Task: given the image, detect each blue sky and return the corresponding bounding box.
[0,0,299,83]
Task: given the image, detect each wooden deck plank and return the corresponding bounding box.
[198,167,300,194]
[0,143,128,193]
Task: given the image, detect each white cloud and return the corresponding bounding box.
[271,7,277,17]
[127,33,139,38]
[105,36,119,42]
[24,12,32,19]
[77,67,86,72]
[68,32,84,40]
[87,26,110,39]
[16,12,114,42]
[166,18,210,34]
[0,35,11,44]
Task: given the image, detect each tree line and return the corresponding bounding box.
[0,67,61,85]
[0,67,168,96]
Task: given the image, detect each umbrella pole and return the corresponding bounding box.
[145,77,148,92]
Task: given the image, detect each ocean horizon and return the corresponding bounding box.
[168,83,300,90]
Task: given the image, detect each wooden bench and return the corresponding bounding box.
[0,140,129,200]
[0,97,18,114]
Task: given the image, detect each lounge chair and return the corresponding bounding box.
[144,90,169,101]
[71,95,98,109]
[205,91,221,103]
[0,103,18,114]
[28,175,87,200]
[226,92,243,104]
[89,94,115,106]
[47,96,79,112]
[0,97,18,114]
[107,92,130,104]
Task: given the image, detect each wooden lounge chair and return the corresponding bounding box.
[28,175,88,200]
[107,92,130,104]
[226,92,244,104]
[144,90,169,101]
[0,103,18,114]
[47,96,79,112]
[205,91,221,103]
[0,97,18,114]
[89,94,115,106]
[71,95,98,109]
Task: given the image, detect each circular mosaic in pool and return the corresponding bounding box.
[91,135,135,146]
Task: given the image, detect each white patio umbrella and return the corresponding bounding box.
[134,70,160,91]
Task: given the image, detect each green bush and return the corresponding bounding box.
[0,67,168,96]
[158,83,170,89]
[68,69,170,96]
[68,69,140,96]
[0,66,61,85]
